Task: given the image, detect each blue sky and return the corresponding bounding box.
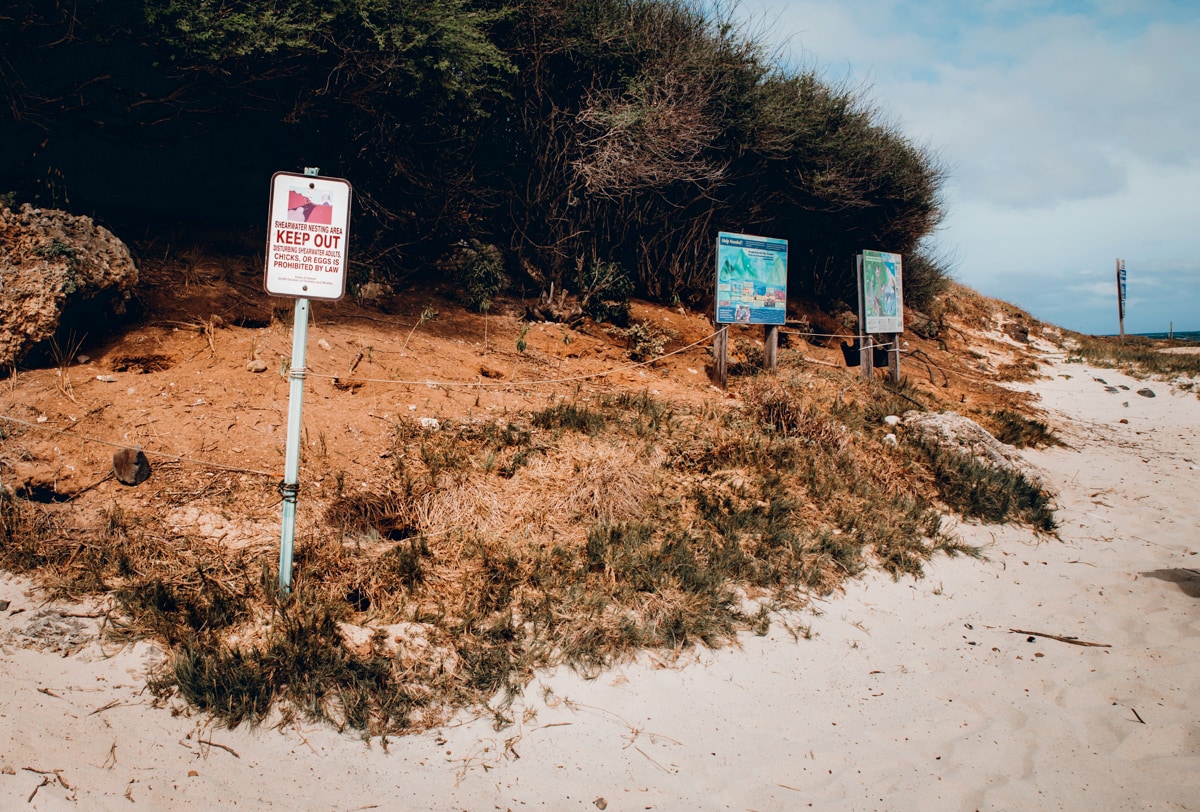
[730,0,1200,335]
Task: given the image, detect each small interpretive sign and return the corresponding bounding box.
[861,250,903,334]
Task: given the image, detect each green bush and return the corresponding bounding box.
[619,320,671,362]
[577,259,632,325]
[913,439,1056,532]
[442,240,509,312]
[901,246,954,314]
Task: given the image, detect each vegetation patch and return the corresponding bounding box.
[1,368,1049,738]
[910,439,1056,532]
[984,409,1062,449]
[1067,334,1200,380]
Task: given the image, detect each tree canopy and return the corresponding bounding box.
[1,0,949,310]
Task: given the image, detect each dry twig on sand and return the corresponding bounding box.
[1009,628,1111,648]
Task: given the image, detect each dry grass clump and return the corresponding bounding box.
[982,409,1063,449]
[1066,333,1200,379]
[1,379,1051,738]
[908,438,1056,532]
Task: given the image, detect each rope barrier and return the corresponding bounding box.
[305,329,723,388]
[0,414,280,479]
[779,328,860,340]
[1,326,923,482]
[0,331,721,483]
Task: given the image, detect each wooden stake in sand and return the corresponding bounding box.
[712,326,728,389]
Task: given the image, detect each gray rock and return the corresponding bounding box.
[903,410,1050,491]
[1137,388,1156,398]
[0,205,138,368]
[246,358,268,373]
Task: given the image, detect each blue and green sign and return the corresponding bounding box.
[715,232,787,325]
[862,250,903,333]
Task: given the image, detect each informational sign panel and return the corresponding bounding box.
[715,232,787,325]
[861,250,904,333]
[265,171,352,300]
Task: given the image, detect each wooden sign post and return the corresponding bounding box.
[764,325,778,372]
[712,326,729,388]
[1115,258,1126,340]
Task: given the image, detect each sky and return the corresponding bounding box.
[730,0,1200,335]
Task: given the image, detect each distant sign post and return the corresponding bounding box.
[266,169,353,596]
[714,232,788,386]
[1115,258,1127,339]
[857,250,904,382]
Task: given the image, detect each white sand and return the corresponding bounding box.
[3,350,1199,810]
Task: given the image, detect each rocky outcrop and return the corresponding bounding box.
[903,410,1049,489]
[0,204,138,368]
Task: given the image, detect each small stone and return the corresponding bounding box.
[883,433,898,445]
[1136,388,1156,398]
[883,414,901,427]
[96,374,117,382]
[0,600,9,611]
[76,355,90,364]
[187,770,199,778]
[418,417,440,430]
[594,799,607,810]
[318,339,331,351]
[1119,418,1129,424]
[113,447,152,486]
[246,358,268,373]
[337,623,375,657]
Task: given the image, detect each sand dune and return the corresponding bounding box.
[3,348,1199,810]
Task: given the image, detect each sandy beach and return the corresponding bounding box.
[3,345,1199,811]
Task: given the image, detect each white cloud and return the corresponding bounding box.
[729,0,1200,333]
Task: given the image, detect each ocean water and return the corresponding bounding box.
[1134,330,1200,342]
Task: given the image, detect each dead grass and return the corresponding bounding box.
[1066,333,1200,379]
[0,281,1058,738]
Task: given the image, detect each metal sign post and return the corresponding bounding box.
[277,295,310,595]
[266,166,353,595]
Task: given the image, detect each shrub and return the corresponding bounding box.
[619,319,672,362]
[913,439,1056,532]
[987,410,1062,449]
[441,240,509,312]
[577,259,633,325]
[902,245,954,313]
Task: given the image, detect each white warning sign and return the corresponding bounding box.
[264,171,352,300]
